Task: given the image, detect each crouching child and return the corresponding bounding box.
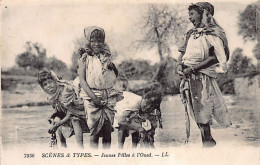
[37,69,89,149]
[116,91,163,148]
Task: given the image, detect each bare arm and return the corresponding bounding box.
[55,112,71,127]
[48,111,59,124]
[48,112,72,134]
[177,53,185,77]
[177,53,184,64]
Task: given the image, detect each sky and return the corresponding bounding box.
[1,0,258,70]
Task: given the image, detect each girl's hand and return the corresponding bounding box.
[183,67,193,76]
[92,97,104,108]
[177,64,183,72]
[78,48,86,57]
[48,124,58,134]
[177,64,184,77]
[138,127,145,133]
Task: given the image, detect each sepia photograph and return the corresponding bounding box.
[1,0,260,164]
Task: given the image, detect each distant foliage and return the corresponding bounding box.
[12,41,71,79]
[253,41,260,60]
[118,60,155,81]
[117,57,180,94]
[217,72,235,94]
[253,42,260,72]
[156,57,180,94]
[238,2,260,71]
[45,56,71,79]
[15,52,35,70]
[217,48,257,94]
[45,56,68,71]
[238,3,259,42]
[229,48,256,75]
[16,42,45,70]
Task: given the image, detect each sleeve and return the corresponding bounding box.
[115,91,142,116]
[178,41,186,53]
[72,77,80,97]
[60,84,77,107]
[61,84,86,117]
[206,35,228,73]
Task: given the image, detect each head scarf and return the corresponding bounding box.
[193,2,214,16]
[37,69,75,106]
[83,26,111,56]
[84,26,105,42]
[37,69,59,87]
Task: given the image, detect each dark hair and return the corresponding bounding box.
[188,4,204,15]
[143,90,162,107]
[37,70,53,87]
[90,29,105,43]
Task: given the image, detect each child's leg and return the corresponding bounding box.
[90,135,99,149]
[102,120,112,149]
[57,128,67,148]
[118,128,126,148]
[148,128,156,148]
[197,123,216,147]
[131,132,140,148]
[71,119,84,149]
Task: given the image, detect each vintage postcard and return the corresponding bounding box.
[1,0,260,164]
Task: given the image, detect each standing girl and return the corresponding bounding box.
[78,26,123,149]
[177,2,231,147]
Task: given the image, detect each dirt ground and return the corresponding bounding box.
[1,87,260,165]
[155,95,260,148]
[2,88,259,149]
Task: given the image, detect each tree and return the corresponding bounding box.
[15,52,34,70]
[117,60,154,81]
[26,42,47,69]
[155,56,180,94]
[136,4,189,81]
[15,41,47,70]
[45,56,68,71]
[238,2,260,71]
[229,48,256,75]
[117,58,181,94]
[45,56,71,79]
[238,3,259,41]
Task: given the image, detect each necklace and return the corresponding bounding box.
[142,120,148,127]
